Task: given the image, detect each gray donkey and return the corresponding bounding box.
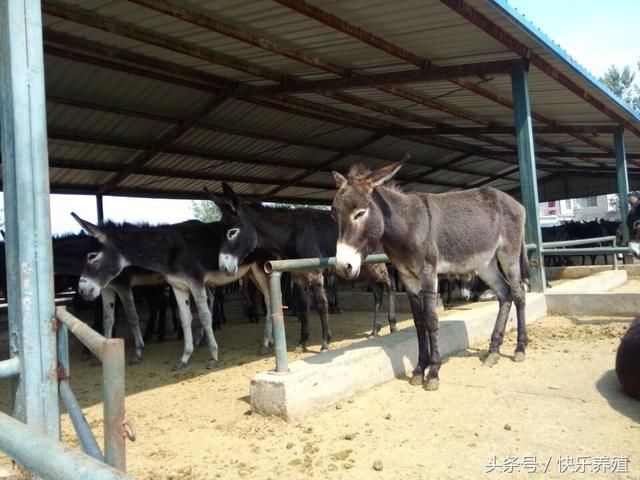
[330,160,528,391]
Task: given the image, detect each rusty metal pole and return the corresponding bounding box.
[268,271,288,373]
[0,0,59,446]
[102,338,126,471]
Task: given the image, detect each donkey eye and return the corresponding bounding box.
[633,220,640,230]
[227,228,240,240]
[354,210,367,220]
[87,252,99,262]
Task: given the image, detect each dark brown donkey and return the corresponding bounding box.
[331,161,528,391]
[209,183,396,353]
[71,215,270,370]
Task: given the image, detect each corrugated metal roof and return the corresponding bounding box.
[4,0,638,203]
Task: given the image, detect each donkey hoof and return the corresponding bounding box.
[294,344,306,353]
[424,377,440,391]
[129,355,143,365]
[483,352,501,367]
[207,359,220,369]
[409,373,424,386]
[259,345,270,355]
[320,345,330,352]
[172,361,188,371]
[513,351,526,363]
[389,324,398,334]
[368,331,378,339]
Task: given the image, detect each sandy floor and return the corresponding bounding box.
[1,308,638,479]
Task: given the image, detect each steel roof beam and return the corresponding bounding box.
[237,60,529,97]
[439,0,640,140]
[45,182,335,205]
[390,125,621,135]
[275,0,620,160]
[42,2,551,170]
[45,132,468,188]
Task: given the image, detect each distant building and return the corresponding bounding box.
[539,194,619,226]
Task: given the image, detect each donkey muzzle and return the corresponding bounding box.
[335,242,361,280]
[78,277,100,301]
[219,252,239,276]
[629,241,640,258]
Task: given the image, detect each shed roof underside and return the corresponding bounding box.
[8,0,640,204]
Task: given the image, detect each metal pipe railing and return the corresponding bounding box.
[0,410,132,480]
[56,307,128,472]
[262,240,633,373]
[57,323,104,462]
[0,357,20,379]
[542,235,617,248]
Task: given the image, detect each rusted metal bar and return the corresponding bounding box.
[56,320,104,462]
[56,307,108,362]
[0,357,20,379]
[267,271,288,373]
[102,338,126,471]
[265,254,389,274]
[0,410,132,480]
[59,380,104,462]
[56,307,128,470]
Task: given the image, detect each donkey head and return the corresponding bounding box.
[71,213,129,301]
[331,160,405,279]
[208,184,258,276]
[627,193,640,256]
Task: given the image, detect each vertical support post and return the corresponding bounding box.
[511,70,545,292]
[96,194,105,225]
[102,339,126,471]
[268,271,288,373]
[615,129,630,242]
[0,0,60,440]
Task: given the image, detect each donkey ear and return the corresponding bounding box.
[367,160,405,187]
[221,182,241,213]
[71,212,108,244]
[332,171,347,189]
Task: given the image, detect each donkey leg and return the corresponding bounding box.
[294,282,310,352]
[310,273,332,351]
[247,267,273,355]
[368,281,383,337]
[478,261,512,367]
[421,284,442,391]
[406,292,430,385]
[388,283,397,333]
[114,286,145,364]
[498,253,528,362]
[192,286,220,369]
[172,288,195,370]
[101,287,117,339]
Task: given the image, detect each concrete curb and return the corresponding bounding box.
[547,269,627,294]
[251,293,547,421]
[546,293,640,316]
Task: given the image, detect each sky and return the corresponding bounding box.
[5,1,640,234]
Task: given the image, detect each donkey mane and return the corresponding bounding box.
[347,163,403,192]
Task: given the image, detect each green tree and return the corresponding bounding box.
[191,200,221,222]
[599,63,640,111]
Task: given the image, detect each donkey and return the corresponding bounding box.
[331,161,528,391]
[209,183,396,353]
[71,214,270,369]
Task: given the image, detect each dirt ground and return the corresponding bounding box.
[1,305,639,479]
